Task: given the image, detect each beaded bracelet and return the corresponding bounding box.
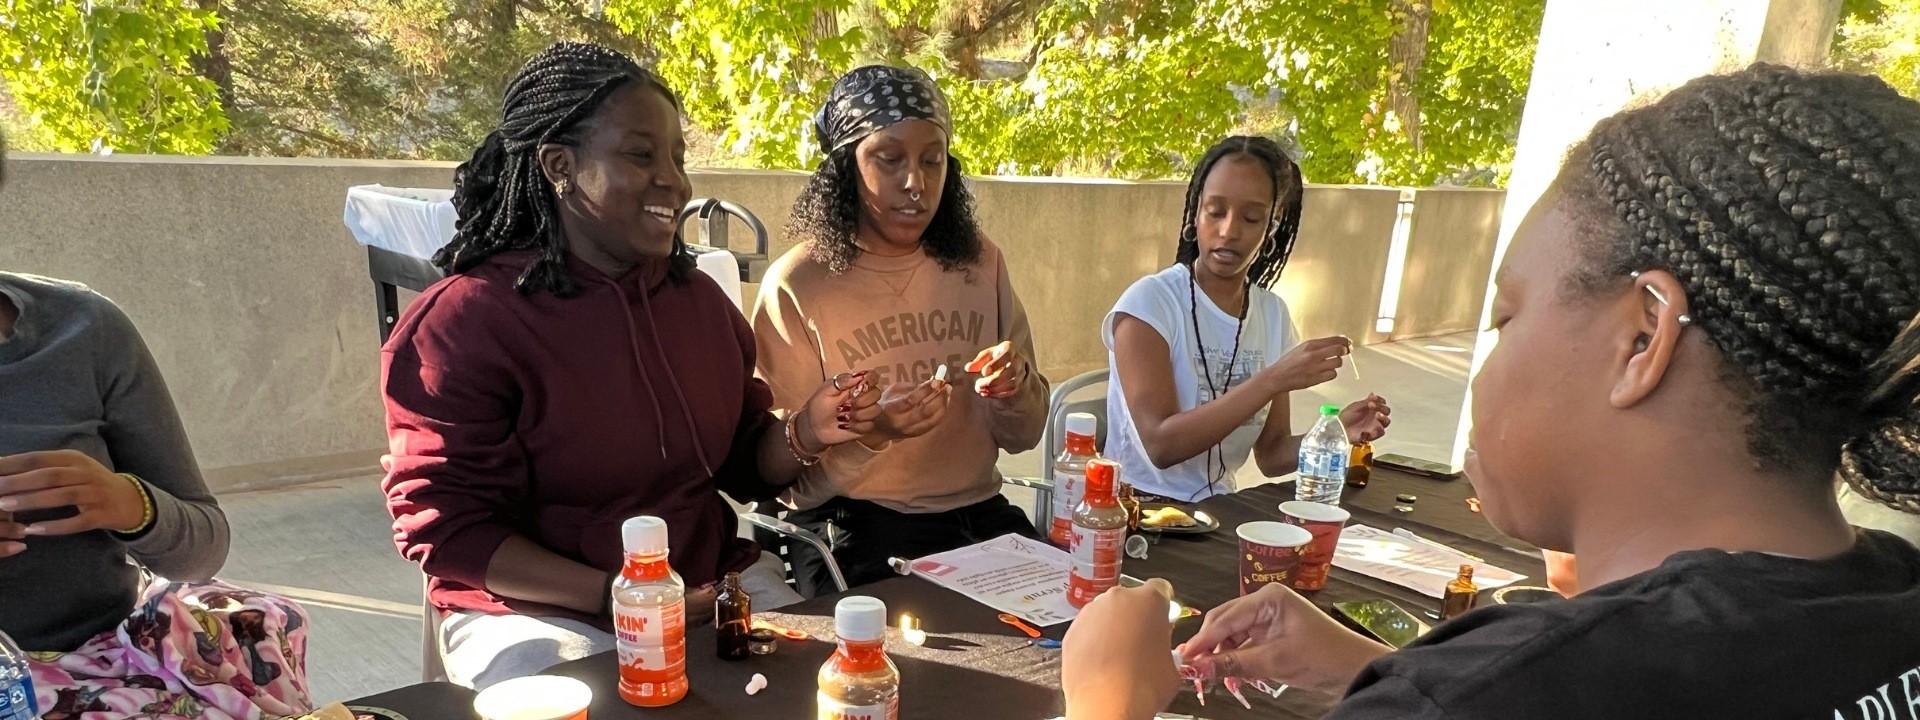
[116,473,156,535]
[785,414,821,466]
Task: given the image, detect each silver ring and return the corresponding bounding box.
[831,373,851,391]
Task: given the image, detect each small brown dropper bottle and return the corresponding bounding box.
[715,572,751,661]
[1440,564,1478,620]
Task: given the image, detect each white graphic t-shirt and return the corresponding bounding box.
[1102,264,1298,501]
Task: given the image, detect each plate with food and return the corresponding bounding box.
[1138,503,1219,535]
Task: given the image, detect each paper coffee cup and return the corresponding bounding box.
[1279,501,1351,591]
[474,675,592,720]
[1237,521,1315,596]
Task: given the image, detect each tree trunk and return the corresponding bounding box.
[1386,0,1430,153]
[492,0,517,36]
[812,6,839,43]
[941,0,983,78]
[796,7,840,79]
[195,0,239,152]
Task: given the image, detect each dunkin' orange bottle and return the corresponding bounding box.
[613,516,688,707]
[1068,459,1128,608]
[1049,413,1101,547]
[817,596,899,720]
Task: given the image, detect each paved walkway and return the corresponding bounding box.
[216,333,1476,703]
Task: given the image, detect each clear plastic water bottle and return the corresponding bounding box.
[0,628,37,720]
[1296,404,1350,505]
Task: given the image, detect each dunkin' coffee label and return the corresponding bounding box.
[1050,468,1086,544]
[1069,525,1124,605]
[615,600,687,699]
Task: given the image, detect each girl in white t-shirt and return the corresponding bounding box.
[1103,136,1391,501]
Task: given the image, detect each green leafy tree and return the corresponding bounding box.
[948,0,1272,176]
[1833,0,1920,99]
[606,0,866,168]
[0,0,227,153]
[4,0,1544,186]
[605,0,1540,184]
[207,0,639,158]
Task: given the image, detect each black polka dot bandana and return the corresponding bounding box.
[813,65,953,155]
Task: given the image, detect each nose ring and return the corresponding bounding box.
[910,191,921,203]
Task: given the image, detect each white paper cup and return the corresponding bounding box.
[473,675,592,720]
[1237,521,1314,596]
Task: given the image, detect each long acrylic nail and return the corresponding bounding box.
[838,404,852,412]
[837,414,850,423]
[838,423,851,430]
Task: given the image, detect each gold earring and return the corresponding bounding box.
[555,179,572,196]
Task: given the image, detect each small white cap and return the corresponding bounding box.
[622,516,669,554]
[1065,412,1097,438]
[834,596,887,642]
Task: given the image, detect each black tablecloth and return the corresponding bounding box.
[349,469,1544,719]
[1134,472,1544,719]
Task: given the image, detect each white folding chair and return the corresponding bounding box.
[1002,368,1111,526]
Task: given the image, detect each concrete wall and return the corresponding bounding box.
[0,154,1493,490]
[1390,188,1506,340]
[1275,186,1404,346]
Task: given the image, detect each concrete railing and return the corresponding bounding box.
[0,154,1503,491]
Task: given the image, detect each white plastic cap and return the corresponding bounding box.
[1065,412,1097,438]
[622,516,669,554]
[834,596,887,642]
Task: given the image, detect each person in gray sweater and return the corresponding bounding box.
[0,271,228,651]
[0,134,311,717]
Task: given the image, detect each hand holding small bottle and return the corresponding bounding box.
[863,374,953,447]
[1339,393,1392,444]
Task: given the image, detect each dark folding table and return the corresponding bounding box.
[347,469,1542,719]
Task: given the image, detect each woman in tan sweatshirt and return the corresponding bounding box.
[751,65,1049,593]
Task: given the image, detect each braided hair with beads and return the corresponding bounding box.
[1560,64,1920,512]
[1174,136,1305,498]
[435,42,692,297]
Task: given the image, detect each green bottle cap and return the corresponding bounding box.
[1320,404,1339,416]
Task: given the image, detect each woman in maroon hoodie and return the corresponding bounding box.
[380,43,876,689]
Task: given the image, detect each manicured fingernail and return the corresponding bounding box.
[838,423,851,430]
[838,404,852,412]
[837,414,850,423]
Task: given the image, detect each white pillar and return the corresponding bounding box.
[1448,0,1842,468]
